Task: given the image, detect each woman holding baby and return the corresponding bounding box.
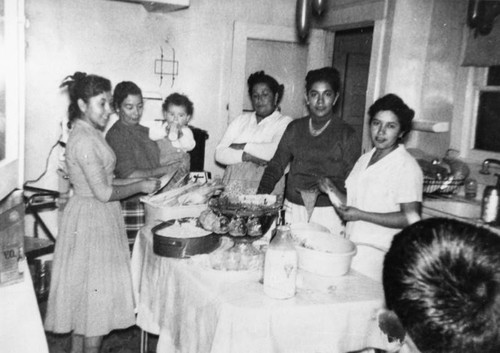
[105,81,193,248]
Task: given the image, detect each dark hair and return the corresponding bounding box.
[383,218,500,353]
[113,81,142,111]
[368,94,414,137]
[60,72,111,128]
[247,71,285,105]
[162,92,194,116]
[305,67,341,94]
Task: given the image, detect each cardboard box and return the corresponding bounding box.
[0,189,25,287]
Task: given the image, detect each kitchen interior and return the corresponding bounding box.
[1,0,500,352]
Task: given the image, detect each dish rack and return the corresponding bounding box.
[423,177,465,194]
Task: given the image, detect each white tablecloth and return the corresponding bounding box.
[131,225,397,353]
[0,261,49,353]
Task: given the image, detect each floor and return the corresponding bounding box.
[45,326,158,353]
[31,251,159,353]
[39,298,158,353]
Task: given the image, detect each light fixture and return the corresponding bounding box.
[296,0,327,41]
[467,0,500,36]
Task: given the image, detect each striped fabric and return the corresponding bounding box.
[120,198,145,251]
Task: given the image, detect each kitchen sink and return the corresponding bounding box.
[423,199,481,219]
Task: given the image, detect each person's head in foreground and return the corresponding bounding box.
[383,218,500,353]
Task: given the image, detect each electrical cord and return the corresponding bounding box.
[24,135,64,187]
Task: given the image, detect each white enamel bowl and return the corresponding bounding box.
[290,225,357,277]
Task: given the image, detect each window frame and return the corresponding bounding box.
[451,66,500,163]
[0,0,25,200]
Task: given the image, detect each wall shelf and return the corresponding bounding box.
[108,0,189,12]
[412,120,450,133]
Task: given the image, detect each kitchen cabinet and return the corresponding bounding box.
[107,0,189,12]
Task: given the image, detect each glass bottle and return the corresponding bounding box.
[270,209,285,242]
[263,225,297,299]
[481,174,500,224]
[464,178,478,199]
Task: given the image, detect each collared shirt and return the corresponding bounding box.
[346,144,423,248]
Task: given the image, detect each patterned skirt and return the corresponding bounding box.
[121,197,145,250]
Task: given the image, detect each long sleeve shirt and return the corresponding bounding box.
[215,111,292,165]
[105,120,160,178]
[257,116,359,207]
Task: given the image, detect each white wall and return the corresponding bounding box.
[383,0,466,157]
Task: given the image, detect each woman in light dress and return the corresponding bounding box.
[44,72,159,353]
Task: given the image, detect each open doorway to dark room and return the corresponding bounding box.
[333,26,374,160]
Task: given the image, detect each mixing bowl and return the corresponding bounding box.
[291,227,357,277]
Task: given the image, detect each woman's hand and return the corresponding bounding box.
[242,151,268,166]
[335,204,363,222]
[318,176,346,206]
[230,143,246,150]
[141,178,161,194]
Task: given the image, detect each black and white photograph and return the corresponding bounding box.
[1,0,500,352]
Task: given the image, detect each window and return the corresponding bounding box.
[0,0,25,200]
[452,65,500,163]
[474,66,500,153]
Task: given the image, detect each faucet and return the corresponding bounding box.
[479,159,500,175]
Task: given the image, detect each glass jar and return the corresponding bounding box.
[222,240,264,271]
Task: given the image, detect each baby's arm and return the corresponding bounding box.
[172,126,196,152]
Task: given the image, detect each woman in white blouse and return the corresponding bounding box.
[320,94,423,281]
[215,71,292,196]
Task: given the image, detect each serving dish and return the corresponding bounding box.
[202,196,280,239]
[209,195,282,217]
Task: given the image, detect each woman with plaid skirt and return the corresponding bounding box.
[106,81,187,249]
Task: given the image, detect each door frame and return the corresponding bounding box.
[228,21,329,124]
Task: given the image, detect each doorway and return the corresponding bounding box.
[333,26,374,160]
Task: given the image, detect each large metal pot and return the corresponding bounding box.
[152,219,221,258]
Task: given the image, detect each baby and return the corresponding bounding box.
[150,93,196,173]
